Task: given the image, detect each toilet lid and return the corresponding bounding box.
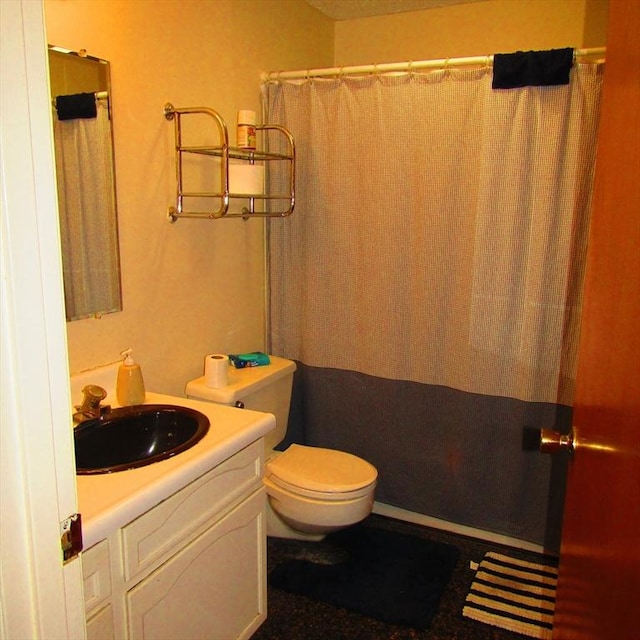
[266,444,378,494]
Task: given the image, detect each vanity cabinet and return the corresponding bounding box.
[82,439,267,640]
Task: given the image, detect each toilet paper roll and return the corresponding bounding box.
[229,163,264,195]
[204,354,229,388]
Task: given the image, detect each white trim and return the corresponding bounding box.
[0,2,85,638]
[373,502,547,555]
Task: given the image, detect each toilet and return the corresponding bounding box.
[185,355,377,540]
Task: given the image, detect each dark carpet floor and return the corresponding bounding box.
[252,513,555,640]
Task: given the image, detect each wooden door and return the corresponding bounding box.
[552,1,640,638]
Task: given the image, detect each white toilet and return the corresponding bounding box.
[186,355,378,540]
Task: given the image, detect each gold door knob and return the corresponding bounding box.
[539,428,575,454]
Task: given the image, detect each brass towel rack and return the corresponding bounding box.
[164,103,295,221]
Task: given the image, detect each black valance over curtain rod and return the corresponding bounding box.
[261,47,605,82]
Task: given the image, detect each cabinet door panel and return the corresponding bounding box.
[82,539,112,613]
[127,489,266,640]
[87,604,115,640]
[123,440,262,580]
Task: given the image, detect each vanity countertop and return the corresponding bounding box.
[76,392,274,549]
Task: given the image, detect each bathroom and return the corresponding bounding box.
[4,0,636,637]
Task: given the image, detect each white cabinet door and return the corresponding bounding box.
[87,604,115,640]
[122,441,262,580]
[82,540,112,614]
[127,489,266,640]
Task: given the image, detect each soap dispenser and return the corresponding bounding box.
[116,348,146,406]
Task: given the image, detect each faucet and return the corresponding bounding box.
[73,384,110,423]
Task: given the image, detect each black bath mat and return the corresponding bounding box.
[268,524,459,629]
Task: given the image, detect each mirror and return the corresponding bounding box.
[48,46,122,321]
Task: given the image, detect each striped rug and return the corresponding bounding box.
[463,552,558,639]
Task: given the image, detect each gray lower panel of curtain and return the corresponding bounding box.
[280,362,571,552]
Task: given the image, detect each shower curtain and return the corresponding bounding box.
[54,99,120,320]
[264,62,603,548]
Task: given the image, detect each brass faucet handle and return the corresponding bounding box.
[83,384,107,402]
[78,385,108,411]
[73,385,110,424]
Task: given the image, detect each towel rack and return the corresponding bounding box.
[163,103,295,221]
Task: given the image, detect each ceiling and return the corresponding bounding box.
[304,0,488,21]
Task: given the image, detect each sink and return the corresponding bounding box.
[74,404,210,474]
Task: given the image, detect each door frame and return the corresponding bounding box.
[0,1,85,638]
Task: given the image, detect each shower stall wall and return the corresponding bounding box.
[264,58,603,549]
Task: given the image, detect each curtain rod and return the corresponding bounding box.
[261,47,605,82]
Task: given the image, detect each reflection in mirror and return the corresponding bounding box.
[48,46,122,321]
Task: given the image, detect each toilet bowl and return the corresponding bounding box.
[186,356,378,540]
[264,444,377,540]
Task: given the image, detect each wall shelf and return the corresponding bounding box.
[164,103,295,221]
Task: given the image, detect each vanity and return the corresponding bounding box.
[55,39,277,637]
[72,373,274,640]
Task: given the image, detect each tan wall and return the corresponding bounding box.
[48,51,108,96]
[334,0,608,66]
[44,0,333,395]
[583,0,610,46]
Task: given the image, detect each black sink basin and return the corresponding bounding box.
[74,404,210,474]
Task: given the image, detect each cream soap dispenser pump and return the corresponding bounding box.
[116,348,146,406]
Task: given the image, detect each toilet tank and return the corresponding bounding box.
[185,355,296,451]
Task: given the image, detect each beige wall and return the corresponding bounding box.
[44,0,333,395]
[44,0,608,398]
[583,0,610,46]
[335,0,608,66]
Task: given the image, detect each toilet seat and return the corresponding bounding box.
[265,444,378,501]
